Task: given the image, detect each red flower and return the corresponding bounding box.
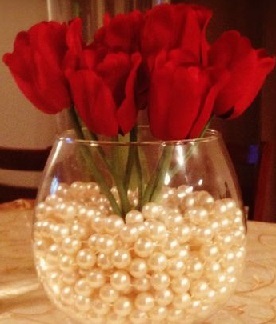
[141,4,212,70]
[93,10,144,54]
[2,21,71,114]
[65,19,142,137]
[148,50,223,140]
[209,31,276,118]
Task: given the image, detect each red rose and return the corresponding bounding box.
[2,21,71,114]
[141,4,212,70]
[148,50,223,140]
[66,19,142,136]
[209,31,276,118]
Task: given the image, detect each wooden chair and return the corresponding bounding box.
[226,141,273,221]
[0,146,51,203]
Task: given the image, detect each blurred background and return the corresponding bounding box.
[0,0,275,221]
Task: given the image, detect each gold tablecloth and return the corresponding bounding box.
[0,201,276,323]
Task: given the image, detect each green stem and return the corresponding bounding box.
[142,145,173,205]
[69,106,122,216]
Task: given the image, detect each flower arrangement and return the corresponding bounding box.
[3,3,275,217]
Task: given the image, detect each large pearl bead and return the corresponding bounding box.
[134,237,154,258]
[76,249,97,269]
[99,284,119,303]
[155,289,174,306]
[113,297,133,316]
[110,270,131,291]
[129,258,147,278]
[74,278,92,297]
[62,236,82,255]
[147,252,167,272]
[150,272,170,290]
[134,292,155,311]
[87,268,106,288]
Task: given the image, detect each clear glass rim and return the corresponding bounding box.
[57,127,220,147]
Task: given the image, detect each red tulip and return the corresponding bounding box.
[209,31,276,118]
[3,21,71,114]
[141,3,212,70]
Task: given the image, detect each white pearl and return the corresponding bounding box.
[104,215,124,234]
[62,236,82,255]
[125,210,144,223]
[46,243,60,264]
[88,234,100,250]
[173,224,191,243]
[90,215,106,233]
[148,221,167,241]
[187,207,209,225]
[129,258,147,278]
[155,289,174,306]
[60,285,75,306]
[167,307,184,322]
[96,234,116,254]
[173,292,191,309]
[119,224,139,243]
[134,237,154,258]
[75,294,91,312]
[110,270,131,291]
[187,258,203,279]
[87,268,106,288]
[132,277,151,292]
[51,223,71,242]
[113,297,133,316]
[171,276,190,294]
[76,249,97,269]
[97,253,113,270]
[129,309,149,323]
[99,284,119,303]
[71,221,89,240]
[142,202,163,220]
[74,278,92,297]
[161,236,179,257]
[111,249,131,269]
[61,271,79,285]
[200,243,219,260]
[190,280,210,298]
[59,254,77,273]
[147,252,167,272]
[150,272,170,290]
[167,258,186,277]
[149,305,167,320]
[91,298,110,315]
[134,292,154,311]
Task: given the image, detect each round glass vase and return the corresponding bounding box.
[33,129,246,324]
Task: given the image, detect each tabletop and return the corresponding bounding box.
[0,200,276,324]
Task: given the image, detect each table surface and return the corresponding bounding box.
[0,200,276,324]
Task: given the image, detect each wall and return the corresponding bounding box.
[0,0,57,188]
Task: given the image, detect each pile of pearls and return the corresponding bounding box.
[33,182,246,324]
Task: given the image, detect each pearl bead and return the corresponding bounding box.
[88,234,100,250]
[135,292,154,311]
[132,277,151,292]
[60,285,75,306]
[97,253,113,270]
[96,234,116,254]
[171,276,190,294]
[129,258,147,278]
[187,258,203,279]
[155,289,174,306]
[110,270,131,291]
[125,210,144,223]
[148,221,167,241]
[99,284,119,303]
[167,307,184,322]
[129,309,148,323]
[167,258,186,277]
[190,280,210,298]
[104,215,124,234]
[111,249,131,269]
[148,252,167,272]
[87,268,106,288]
[113,297,133,316]
[76,249,97,269]
[90,215,106,233]
[61,271,79,285]
[62,236,82,255]
[51,223,70,242]
[161,237,179,257]
[75,294,91,312]
[149,305,167,320]
[173,292,191,309]
[91,298,110,315]
[46,243,60,264]
[119,225,139,243]
[74,278,92,297]
[173,224,191,243]
[59,254,77,273]
[200,243,219,260]
[142,202,163,220]
[71,222,89,239]
[150,272,170,290]
[134,237,154,258]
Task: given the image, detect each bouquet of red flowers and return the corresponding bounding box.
[3,3,275,142]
